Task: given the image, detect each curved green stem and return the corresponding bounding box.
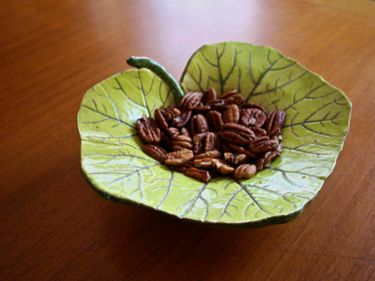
[127,56,185,104]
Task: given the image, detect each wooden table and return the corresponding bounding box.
[1,0,375,279]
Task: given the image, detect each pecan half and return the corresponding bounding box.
[222,123,255,140]
[226,143,258,159]
[136,114,161,144]
[241,108,266,127]
[143,144,168,163]
[223,104,240,124]
[212,159,235,175]
[224,152,247,166]
[194,105,211,113]
[168,127,180,140]
[241,103,266,113]
[184,167,211,183]
[205,132,220,151]
[192,133,207,155]
[218,131,250,146]
[172,109,192,128]
[219,89,238,99]
[256,151,281,171]
[165,150,194,166]
[220,142,232,153]
[208,99,230,111]
[160,132,173,152]
[190,114,209,136]
[223,94,245,106]
[233,164,257,179]
[172,135,193,150]
[193,158,214,169]
[250,127,268,138]
[206,110,223,132]
[202,88,217,105]
[173,162,194,173]
[193,150,221,159]
[178,92,203,110]
[180,127,191,137]
[154,109,169,133]
[249,136,278,153]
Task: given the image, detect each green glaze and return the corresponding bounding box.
[127,56,184,104]
[78,42,351,228]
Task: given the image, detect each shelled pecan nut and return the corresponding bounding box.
[223,104,240,124]
[211,159,235,175]
[222,123,255,139]
[240,108,266,127]
[184,167,211,183]
[160,132,173,152]
[208,99,230,111]
[202,88,217,105]
[136,114,161,144]
[168,127,180,140]
[233,164,257,179]
[172,135,193,150]
[218,131,250,146]
[256,151,281,171]
[206,110,224,132]
[205,132,220,151]
[224,152,247,166]
[194,105,211,113]
[165,149,194,166]
[241,103,266,113]
[142,144,168,163]
[192,133,207,155]
[250,127,268,137]
[226,143,258,159]
[193,150,221,159]
[223,94,245,106]
[178,91,203,110]
[190,114,209,136]
[193,158,214,169]
[180,127,191,137]
[154,109,169,132]
[172,109,192,128]
[219,89,238,99]
[173,162,194,173]
[249,137,278,153]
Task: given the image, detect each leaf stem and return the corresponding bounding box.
[127,56,184,104]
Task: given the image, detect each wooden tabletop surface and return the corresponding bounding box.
[1,0,375,280]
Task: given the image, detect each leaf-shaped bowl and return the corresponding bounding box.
[78,42,351,228]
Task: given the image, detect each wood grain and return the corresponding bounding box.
[1,0,374,279]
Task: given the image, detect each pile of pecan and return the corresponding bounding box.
[136,88,285,183]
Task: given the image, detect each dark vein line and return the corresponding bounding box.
[302,124,344,137]
[179,183,208,218]
[283,147,337,156]
[156,171,174,209]
[269,61,297,71]
[234,179,271,215]
[81,105,136,129]
[113,77,145,109]
[108,163,160,186]
[138,70,151,116]
[252,71,308,97]
[217,188,242,220]
[248,50,255,84]
[215,44,224,94]
[186,71,203,92]
[200,51,218,67]
[283,116,347,128]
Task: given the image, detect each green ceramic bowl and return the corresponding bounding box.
[78,42,351,228]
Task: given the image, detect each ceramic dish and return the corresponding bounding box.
[78,42,351,228]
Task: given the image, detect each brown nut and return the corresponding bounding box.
[184,167,212,183]
[172,109,192,128]
[202,88,217,105]
[223,94,245,106]
[265,110,286,135]
[168,127,180,140]
[193,158,214,169]
[172,135,193,149]
[190,114,209,136]
[250,127,268,138]
[136,114,161,144]
[211,159,235,175]
[218,131,250,146]
[160,132,173,152]
[241,108,267,127]
[222,123,255,139]
[173,162,194,173]
[241,103,266,113]
[224,152,247,166]
[249,137,278,153]
[192,133,207,155]
[208,99,230,111]
[233,164,257,179]
[205,132,220,151]
[180,127,191,137]
[193,150,221,159]
[226,143,258,159]
[178,91,203,110]
[219,89,238,99]
[154,108,169,133]
[165,150,194,166]
[220,142,232,153]
[194,105,211,113]
[223,104,240,124]
[206,110,224,132]
[143,144,168,163]
[256,151,281,171]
